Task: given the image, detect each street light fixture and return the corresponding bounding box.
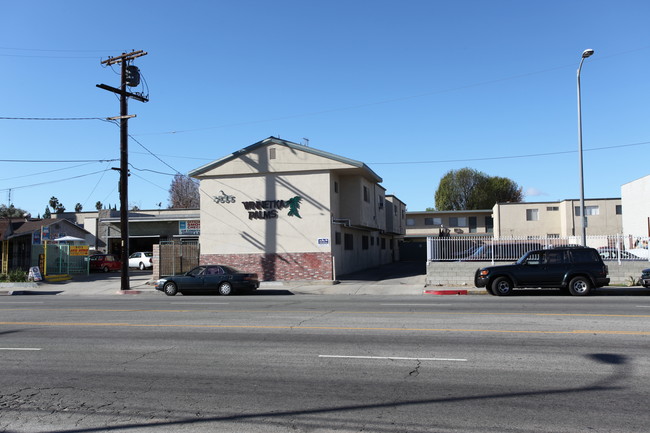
[577,48,594,246]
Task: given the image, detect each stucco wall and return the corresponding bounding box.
[199,172,333,255]
[622,175,650,237]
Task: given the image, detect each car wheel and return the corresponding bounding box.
[485,286,497,296]
[139,262,145,270]
[492,277,513,296]
[102,266,109,273]
[163,282,178,296]
[218,282,233,296]
[568,276,591,296]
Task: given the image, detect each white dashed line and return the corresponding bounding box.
[319,355,467,362]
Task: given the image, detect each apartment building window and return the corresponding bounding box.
[269,147,276,159]
[362,235,369,250]
[449,217,467,227]
[344,233,354,250]
[575,206,600,216]
[485,216,494,233]
[469,216,477,233]
[335,232,341,245]
[363,186,369,202]
[616,205,622,215]
[424,217,442,226]
[547,234,560,238]
[406,218,415,226]
[381,238,386,249]
[526,209,539,221]
[334,181,338,193]
[546,206,559,211]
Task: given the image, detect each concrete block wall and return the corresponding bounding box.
[426,260,650,287]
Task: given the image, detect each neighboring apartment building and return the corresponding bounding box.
[492,198,622,238]
[188,137,406,281]
[621,174,650,237]
[405,209,494,240]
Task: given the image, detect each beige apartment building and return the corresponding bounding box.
[405,198,622,242]
[188,137,406,281]
[405,209,494,239]
[492,198,622,238]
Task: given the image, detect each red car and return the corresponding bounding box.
[89,254,122,272]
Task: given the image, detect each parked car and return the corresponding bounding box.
[641,269,650,288]
[128,252,153,270]
[155,265,259,296]
[597,247,645,261]
[474,246,609,296]
[460,242,543,261]
[89,254,121,272]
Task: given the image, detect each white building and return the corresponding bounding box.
[621,174,650,238]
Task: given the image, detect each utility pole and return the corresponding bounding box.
[97,50,148,290]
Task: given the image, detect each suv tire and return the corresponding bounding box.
[568,276,591,296]
[492,277,513,296]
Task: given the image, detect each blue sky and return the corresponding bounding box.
[1,0,649,218]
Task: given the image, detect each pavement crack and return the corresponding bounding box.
[293,310,334,328]
[408,359,422,378]
[120,346,176,366]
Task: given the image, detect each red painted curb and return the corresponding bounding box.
[116,290,142,295]
[424,289,468,295]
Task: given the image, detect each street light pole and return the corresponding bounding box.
[577,48,594,246]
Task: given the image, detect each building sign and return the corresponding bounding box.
[179,220,201,235]
[41,226,50,241]
[33,230,41,245]
[317,238,330,246]
[70,245,89,256]
[242,196,302,220]
[213,190,236,204]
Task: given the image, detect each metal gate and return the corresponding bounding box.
[158,240,200,276]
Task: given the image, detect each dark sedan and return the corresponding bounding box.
[155,265,259,296]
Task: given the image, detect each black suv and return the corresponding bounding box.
[474,247,609,296]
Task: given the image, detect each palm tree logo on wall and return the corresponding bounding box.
[286,196,302,218]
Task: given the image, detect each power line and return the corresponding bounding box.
[0,159,118,163]
[0,169,112,191]
[0,116,107,121]
[368,140,650,165]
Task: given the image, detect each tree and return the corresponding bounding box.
[48,196,65,214]
[95,201,103,211]
[434,168,523,211]
[0,204,28,218]
[168,174,200,209]
[75,203,83,212]
[44,206,51,219]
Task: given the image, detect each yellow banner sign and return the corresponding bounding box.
[70,246,89,256]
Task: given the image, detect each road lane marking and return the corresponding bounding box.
[170,303,230,305]
[319,355,467,362]
[380,304,451,306]
[1,321,649,335]
[0,302,45,304]
[1,308,649,318]
[0,348,41,351]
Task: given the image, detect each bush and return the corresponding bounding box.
[0,269,29,283]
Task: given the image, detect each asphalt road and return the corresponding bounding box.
[1,295,649,432]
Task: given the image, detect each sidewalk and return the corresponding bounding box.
[1,262,485,296]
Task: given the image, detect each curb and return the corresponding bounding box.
[424,289,468,295]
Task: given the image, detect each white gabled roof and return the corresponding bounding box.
[188,136,383,183]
